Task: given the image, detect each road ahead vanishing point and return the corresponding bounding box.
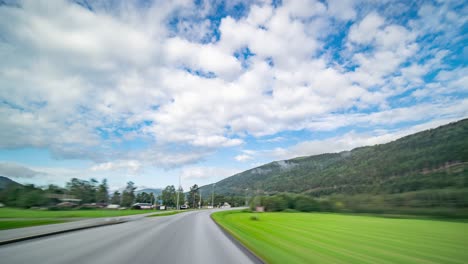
[0,210,260,264]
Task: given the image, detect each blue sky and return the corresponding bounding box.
[0,0,466,191]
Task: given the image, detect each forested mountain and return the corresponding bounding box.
[201,119,468,198]
[0,176,21,189]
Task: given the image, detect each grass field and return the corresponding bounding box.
[0,220,67,230]
[212,211,468,264]
[0,208,152,218]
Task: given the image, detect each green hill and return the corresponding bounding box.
[0,176,21,190]
[201,119,468,200]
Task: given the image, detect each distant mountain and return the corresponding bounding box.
[136,188,163,197]
[200,118,468,197]
[0,176,22,189]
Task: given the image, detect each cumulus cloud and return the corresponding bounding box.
[0,0,466,175]
[327,0,356,20]
[90,160,143,175]
[348,12,385,44]
[235,154,253,162]
[267,118,463,160]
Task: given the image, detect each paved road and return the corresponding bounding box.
[0,210,259,264]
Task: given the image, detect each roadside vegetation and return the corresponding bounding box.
[0,178,141,209]
[0,176,235,211]
[202,120,468,216]
[0,207,152,219]
[249,191,468,218]
[147,211,183,217]
[0,220,67,230]
[0,207,153,230]
[212,210,468,264]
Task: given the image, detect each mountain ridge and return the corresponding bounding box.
[200,118,468,197]
[0,176,22,189]
[136,188,163,197]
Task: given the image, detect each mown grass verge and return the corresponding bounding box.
[212,210,468,264]
[0,208,152,218]
[0,220,67,230]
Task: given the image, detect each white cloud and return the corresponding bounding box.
[302,99,468,131]
[282,0,327,18]
[0,161,47,178]
[90,160,143,175]
[268,117,463,160]
[165,37,242,79]
[235,154,253,162]
[179,166,241,190]
[260,136,286,143]
[348,12,385,44]
[327,0,356,20]
[0,0,465,176]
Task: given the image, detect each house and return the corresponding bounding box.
[107,204,120,209]
[132,203,153,209]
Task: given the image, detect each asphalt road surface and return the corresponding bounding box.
[0,210,261,264]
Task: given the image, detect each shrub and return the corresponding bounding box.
[250,215,259,221]
[263,196,288,212]
[276,193,299,209]
[295,196,320,212]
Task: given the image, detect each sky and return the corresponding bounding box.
[0,0,466,191]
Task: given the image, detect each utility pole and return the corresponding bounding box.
[192,186,197,209]
[245,188,249,207]
[211,183,215,208]
[176,175,181,210]
[199,189,202,209]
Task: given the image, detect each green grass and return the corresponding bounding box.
[212,211,468,264]
[0,220,67,230]
[147,211,183,217]
[0,208,152,218]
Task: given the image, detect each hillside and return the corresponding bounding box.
[136,188,162,197]
[0,176,21,189]
[201,119,468,198]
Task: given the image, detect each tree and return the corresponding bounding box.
[213,194,225,207]
[121,181,136,207]
[16,185,47,208]
[161,185,176,207]
[46,184,65,194]
[111,191,121,205]
[44,184,66,205]
[66,178,97,204]
[136,192,152,203]
[96,179,109,204]
[263,195,287,212]
[295,196,320,212]
[187,184,200,209]
[0,184,48,208]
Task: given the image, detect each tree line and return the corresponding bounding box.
[250,190,468,217]
[0,177,246,209]
[0,178,137,208]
